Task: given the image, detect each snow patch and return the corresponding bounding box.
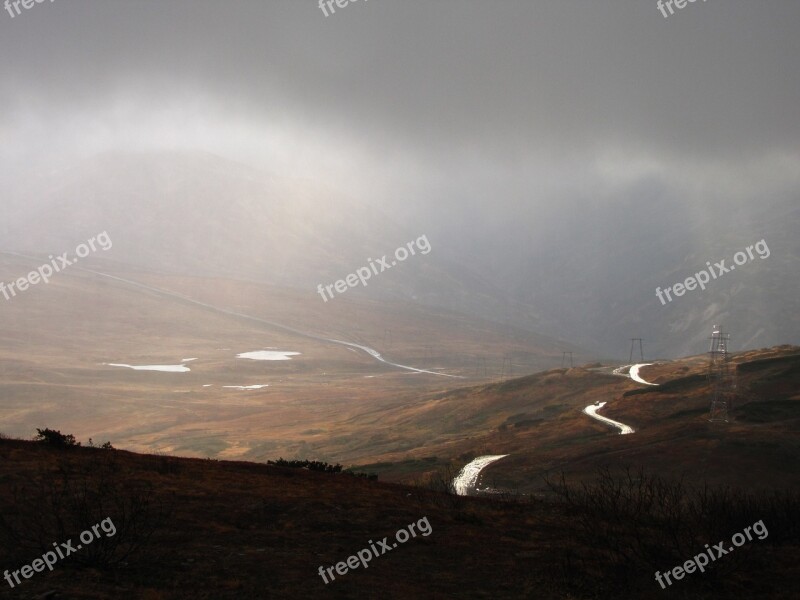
[105,363,191,373]
[237,350,300,361]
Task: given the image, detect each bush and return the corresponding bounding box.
[266,458,378,479]
[34,429,116,450]
[34,428,80,448]
[88,438,115,450]
[267,458,343,473]
[343,468,378,480]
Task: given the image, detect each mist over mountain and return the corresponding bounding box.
[3,150,797,359]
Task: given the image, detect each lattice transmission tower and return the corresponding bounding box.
[498,353,514,380]
[708,325,736,422]
[474,355,488,377]
[629,338,644,363]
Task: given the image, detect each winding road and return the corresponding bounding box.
[452,455,509,496]
[452,363,662,494]
[583,402,634,435]
[629,363,658,386]
[584,363,659,434]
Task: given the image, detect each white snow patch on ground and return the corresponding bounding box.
[237,350,300,361]
[105,363,191,373]
[222,384,269,390]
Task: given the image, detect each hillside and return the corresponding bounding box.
[359,346,800,494]
[0,254,581,462]
[1,347,797,598]
[0,436,797,599]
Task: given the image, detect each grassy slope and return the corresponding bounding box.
[0,438,797,600]
[0,439,565,600]
[361,347,800,494]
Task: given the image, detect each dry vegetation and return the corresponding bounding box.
[0,438,796,599]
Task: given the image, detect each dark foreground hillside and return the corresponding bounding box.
[0,438,797,599]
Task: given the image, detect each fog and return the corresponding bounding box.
[2,0,798,357]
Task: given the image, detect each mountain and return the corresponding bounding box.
[2,151,797,359]
[1,151,555,345]
[429,188,800,359]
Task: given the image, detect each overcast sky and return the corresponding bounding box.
[1,0,798,359]
[2,0,798,212]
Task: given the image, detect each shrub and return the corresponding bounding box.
[34,428,80,448]
[343,469,378,480]
[267,458,343,473]
[87,438,115,450]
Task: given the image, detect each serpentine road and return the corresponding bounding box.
[583,402,634,435]
[453,455,509,496]
[451,364,661,494]
[584,363,659,434]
